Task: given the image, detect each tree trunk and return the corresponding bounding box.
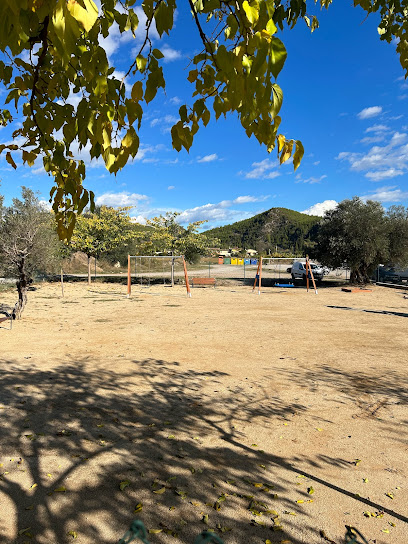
[88,255,91,285]
[13,258,29,320]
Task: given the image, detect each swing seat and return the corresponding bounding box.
[191,277,216,288]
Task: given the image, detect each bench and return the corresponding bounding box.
[191,277,216,288]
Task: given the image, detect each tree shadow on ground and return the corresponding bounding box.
[327,305,408,319]
[0,358,404,544]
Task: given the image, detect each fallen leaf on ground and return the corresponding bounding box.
[153,487,166,494]
[119,481,130,491]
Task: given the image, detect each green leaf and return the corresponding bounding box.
[269,37,287,79]
[152,48,164,59]
[6,151,17,169]
[131,81,143,102]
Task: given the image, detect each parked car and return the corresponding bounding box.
[291,261,324,283]
[376,265,408,283]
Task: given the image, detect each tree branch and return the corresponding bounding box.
[29,16,50,141]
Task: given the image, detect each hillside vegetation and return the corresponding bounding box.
[205,208,320,254]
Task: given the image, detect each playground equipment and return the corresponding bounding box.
[127,255,191,297]
[253,256,318,294]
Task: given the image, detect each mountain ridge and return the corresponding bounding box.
[205,207,321,254]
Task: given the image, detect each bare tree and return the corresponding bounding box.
[0,187,58,318]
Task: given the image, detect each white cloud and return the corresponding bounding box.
[337,131,408,180]
[313,161,320,166]
[365,168,404,181]
[296,175,327,184]
[365,124,389,133]
[168,185,175,190]
[150,114,178,132]
[197,153,218,163]
[361,186,408,203]
[95,191,149,207]
[177,195,268,225]
[241,158,280,179]
[233,195,269,204]
[302,200,338,217]
[357,106,383,120]
[39,199,52,211]
[360,135,386,145]
[170,96,182,105]
[161,46,182,62]
[134,144,165,162]
[131,215,148,225]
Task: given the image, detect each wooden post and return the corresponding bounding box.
[60,267,64,298]
[127,254,131,297]
[252,257,263,294]
[183,257,191,297]
[306,255,318,294]
[253,259,261,291]
[306,258,310,292]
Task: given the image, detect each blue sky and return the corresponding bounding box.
[1,1,407,229]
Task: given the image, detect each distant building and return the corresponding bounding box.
[246,249,257,257]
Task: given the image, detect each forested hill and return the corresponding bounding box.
[205,208,321,254]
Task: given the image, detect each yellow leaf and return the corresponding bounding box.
[67,531,78,539]
[296,500,304,503]
[134,502,143,513]
[67,0,98,32]
[242,0,259,25]
[277,134,285,152]
[119,480,130,491]
[54,486,66,492]
[148,529,162,534]
[30,483,38,489]
[153,487,166,494]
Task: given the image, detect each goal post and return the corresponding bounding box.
[127,255,191,297]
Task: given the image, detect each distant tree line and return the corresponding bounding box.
[2,190,408,319]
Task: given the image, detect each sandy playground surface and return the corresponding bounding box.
[0,281,407,544]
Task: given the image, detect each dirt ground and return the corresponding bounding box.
[0,281,407,544]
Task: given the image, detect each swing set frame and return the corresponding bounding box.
[127,255,191,297]
[253,255,318,294]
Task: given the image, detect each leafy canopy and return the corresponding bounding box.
[315,197,408,283]
[0,1,406,239]
[69,205,137,258]
[143,212,216,262]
